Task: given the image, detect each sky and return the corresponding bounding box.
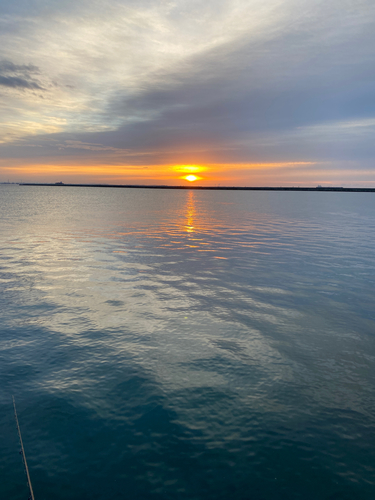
[0,0,375,186]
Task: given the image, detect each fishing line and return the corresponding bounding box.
[13,396,35,500]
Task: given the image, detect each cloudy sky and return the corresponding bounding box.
[0,0,374,185]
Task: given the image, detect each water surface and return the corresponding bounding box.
[1,185,375,499]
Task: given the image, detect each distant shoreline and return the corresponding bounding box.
[16,183,375,192]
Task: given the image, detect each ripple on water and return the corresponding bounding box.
[0,186,375,499]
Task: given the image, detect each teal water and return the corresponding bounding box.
[1,185,375,500]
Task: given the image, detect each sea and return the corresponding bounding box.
[1,184,374,500]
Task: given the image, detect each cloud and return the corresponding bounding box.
[0,74,43,90]
[0,59,44,90]
[57,140,128,152]
[0,61,39,73]
[0,0,375,184]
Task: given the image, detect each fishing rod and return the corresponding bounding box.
[13,396,35,500]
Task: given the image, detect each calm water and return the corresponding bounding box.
[1,185,375,500]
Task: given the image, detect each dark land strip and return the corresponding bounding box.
[18,183,375,192]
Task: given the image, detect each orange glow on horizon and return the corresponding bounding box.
[173,164,204,174]
[6,158,364,187]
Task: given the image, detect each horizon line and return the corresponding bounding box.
[15,183,375,192]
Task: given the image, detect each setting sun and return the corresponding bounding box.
[172,164,205,183]
[184,175,199,182]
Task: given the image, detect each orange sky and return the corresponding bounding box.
[2,157,375,187]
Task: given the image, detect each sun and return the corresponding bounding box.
[184,174,199,182]
[173,164,205,182]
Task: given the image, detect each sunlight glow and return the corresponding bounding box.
[184,174,199,182]
[174,165,203,174]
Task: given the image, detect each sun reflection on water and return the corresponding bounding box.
[185,190,195,233]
